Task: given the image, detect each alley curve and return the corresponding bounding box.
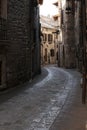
[0,66,82,130]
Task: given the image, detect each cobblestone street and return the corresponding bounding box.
[0,65,87,130]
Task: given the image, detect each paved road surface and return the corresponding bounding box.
[0,66,86,130]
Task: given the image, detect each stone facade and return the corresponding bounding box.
[0,0,41,90]
[61,0,76,68]
[64,13,76,68]
[74,0,87,71]
[40,16,59,65]
[57,0,77,68]
[52,0,63,67]
[60,0,87,70]
[74,1,83,71]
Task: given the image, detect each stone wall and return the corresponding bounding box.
[41,26,58,65]
[0,0,41,89]
[74,1,83,71]
[59,0,77,69]
[6,0,30,87]
[64,13,76,68]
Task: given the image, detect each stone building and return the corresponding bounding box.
[75,0,87,71]
[53,0,64,67]
[64,0,76,68]
[74,0,83,71]
[40,15,59,65]
[0,0,42,90]
[54,0,79,69]
[63,0,86,70]
[61,0,87,70]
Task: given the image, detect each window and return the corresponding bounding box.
[48,34,53,42]
[0,0,7,19]
[43,33,47,42]
[50,49,54,57]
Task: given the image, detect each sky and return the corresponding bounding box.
[40,0,58,17]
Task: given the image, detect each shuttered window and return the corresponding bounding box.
[48,34,53,42]
[43,33,47,42]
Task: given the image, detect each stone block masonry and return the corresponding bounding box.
[0,0,41,89]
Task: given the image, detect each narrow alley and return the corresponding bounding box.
[0,0,87,130]
[0,65,87,130]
